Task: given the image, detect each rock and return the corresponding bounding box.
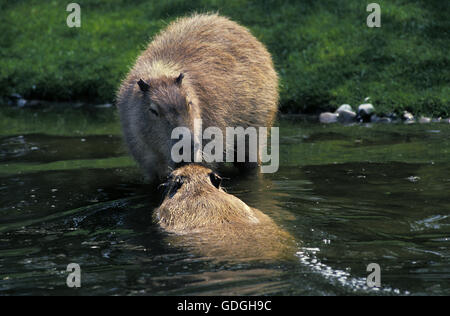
[378,117,392,123]
[418,117,431,124]
[337,110,356,123]
[387,113,399,121]
[9,93,22,100]
[7,93,26,107]
[17,98,27,107]
[402,111,414,120]
[319,112,339,124]
[402,111,415,124]
[370,114,380,123]
[336,104,353,113]
[357,103,375,121]
[371,115,391,124]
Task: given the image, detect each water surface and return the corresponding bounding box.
[0,107,449,295]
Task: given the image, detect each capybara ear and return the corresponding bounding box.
[209,172,222,189]
[137,79,150,92]
[175,73,184,86]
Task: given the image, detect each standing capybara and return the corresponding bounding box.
[154,165,295,260]
[116,13,279,182]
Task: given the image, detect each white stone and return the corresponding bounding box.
[418,117,431,124]
[402,111,414,123]
[319,112,339,124]
[371,115,391,123]
[337,110,356,123]
[336,104,353,113]
[358,103,374,116]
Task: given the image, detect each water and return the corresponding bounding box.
[0,107,449,295]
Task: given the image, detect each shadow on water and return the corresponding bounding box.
[0,107,449,295]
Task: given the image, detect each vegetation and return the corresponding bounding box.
[0,0,448,116]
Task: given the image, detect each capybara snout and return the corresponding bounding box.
[159,164,222,200]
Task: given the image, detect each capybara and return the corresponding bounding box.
[154,165,295,261]
[116,13,279,182]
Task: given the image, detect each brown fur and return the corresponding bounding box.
[154,165,295,261]
[116,13,279,182]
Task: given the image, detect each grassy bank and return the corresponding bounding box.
[0,0,448,116]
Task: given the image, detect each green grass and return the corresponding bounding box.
[0,106,121,136]
[0,0,448,116]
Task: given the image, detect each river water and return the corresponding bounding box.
[0,107,449,295]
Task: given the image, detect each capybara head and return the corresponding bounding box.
[158,164,222,200]
[136,73,201,168]
[154,164,297,261]
[155,164,261,234]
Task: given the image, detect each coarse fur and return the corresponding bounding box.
[116,13,279,182]
[154,165,295,261]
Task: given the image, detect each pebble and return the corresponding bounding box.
[317,107,443,125]
[319,112,339,124]
[10,93,22,99]
[337,110,356,123]
[402,111,415,124]
[17,99,27,107]
[419,117,431,124]
[386,113,399,121]
[358,103,374,116]
[371,115,392,123]
[336,104,353,113]
[357,103,375,122]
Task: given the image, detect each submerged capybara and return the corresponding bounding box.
[154,165,295,261]
[116,13,279,182]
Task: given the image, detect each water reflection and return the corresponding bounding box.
[0,134,125,163]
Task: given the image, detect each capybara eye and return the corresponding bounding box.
[175,73,184,85]
[148,103,159,116]
[168,176,184,198]
[149,108,158,116]
[209,172,222,189]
